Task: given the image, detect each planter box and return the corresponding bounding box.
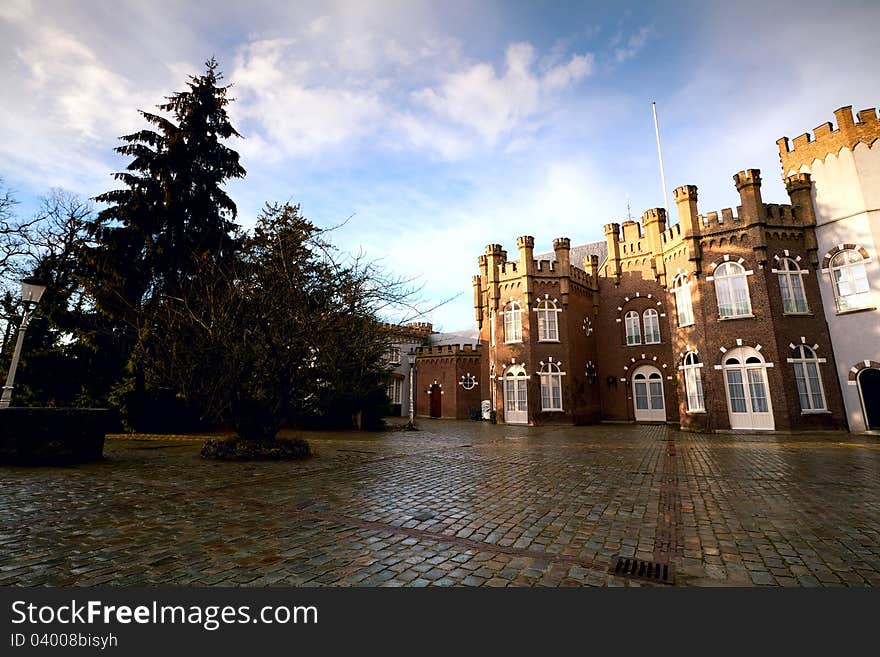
[0,408,117,465]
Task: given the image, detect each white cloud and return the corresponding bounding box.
[614,26,651,63]
[411,42,593,146]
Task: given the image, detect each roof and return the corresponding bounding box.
[534,240,607,270]
[425,329,480,347]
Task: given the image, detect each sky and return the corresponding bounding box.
[1,0,878,331]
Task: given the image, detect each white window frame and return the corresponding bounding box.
[643,308,661,344]
[387,378,403,404]
[624,310,641,345]
[680,351,705,413]
[787,345,827,412]
[672,274,694,327]
[774,257,809,314]
[828,249,872,313]
[502,301,523,343]
[538,361,565,412]
[535,299,560,342]
[714,261,753,319]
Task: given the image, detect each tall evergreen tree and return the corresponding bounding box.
[88,57,245,320]
[82,58,246,426]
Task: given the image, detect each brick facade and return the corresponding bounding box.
[468,167,847,432]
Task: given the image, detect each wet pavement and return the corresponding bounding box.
[2,421,879,587]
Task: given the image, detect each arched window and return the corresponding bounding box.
[672,274,694,327]
[624,310,641,345]
[503,301,523,343]
[714,261,752,318]
[538,361,564,411]
[829,249,871,312]
[777,258,808,314]
[790,345,826,411]
[682,352,704,412]
[536,299,559,341]
[643,309,661,344]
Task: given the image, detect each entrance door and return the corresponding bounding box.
[859,368,880,429]
[723,347,774,430]
[429,383,442,417]
[503,365,528,424]
[632,365,665,421]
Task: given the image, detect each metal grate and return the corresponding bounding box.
[611,556,674,585]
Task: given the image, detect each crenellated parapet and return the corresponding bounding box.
[778,106,880,176]
[416,343,482,357]
[383,321,434,341]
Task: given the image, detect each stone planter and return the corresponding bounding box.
[0,408,118,465]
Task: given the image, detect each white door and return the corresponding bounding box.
[632,366,665,422]
[503,365,528,424]
[723,348,774,430]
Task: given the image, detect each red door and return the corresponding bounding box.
[429,384,442,417]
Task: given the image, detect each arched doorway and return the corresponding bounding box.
[429,383,442,418]
[503,364,528,424]
[858,368,880,430]
[721,347,774,430]
[632,365,665,422]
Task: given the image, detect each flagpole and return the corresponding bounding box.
[652,101,670,213]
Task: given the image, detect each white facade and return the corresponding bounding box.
[785,125,880,432]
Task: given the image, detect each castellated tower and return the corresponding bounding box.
[778,105,880,432]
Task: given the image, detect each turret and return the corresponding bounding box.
[673,185,702,276]
[603,223,621,284]
[673,185,701,236]
[553,237,571,307]
[642,208,667,286]
[733,169,764,222]
[734,169,768,264]
[516,235,536,276]
[785,173,819,266]
[484,244,505,310]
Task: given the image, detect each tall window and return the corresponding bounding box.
[539,361,564,411]
[682,352,704,412]
[643,309,661,344]
[714,261,752,318]
[624,310,641,345]
[387,378,402,404]
[790,345,826,411]
[829,249,871,312]
[672,274,694,327]
[503,301,523,343]
[777,258,808,313]
[536,299,559,341]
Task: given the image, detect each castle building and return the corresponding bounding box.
[778,106,880,431]
[405,104,876,433]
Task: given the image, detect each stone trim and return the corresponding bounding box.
[848,360,880,386]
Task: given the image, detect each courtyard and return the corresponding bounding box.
[1,421,879,587]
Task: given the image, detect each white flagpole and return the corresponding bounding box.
[652,101,670,213]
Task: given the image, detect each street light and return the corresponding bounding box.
[0,277,48,408]
[408,349,416,424]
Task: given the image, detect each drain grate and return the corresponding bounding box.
[611,556,674,585]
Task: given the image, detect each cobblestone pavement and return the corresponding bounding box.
[2,421,879,587]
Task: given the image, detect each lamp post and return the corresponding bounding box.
[0,278,47,409]
[408,349,416,424]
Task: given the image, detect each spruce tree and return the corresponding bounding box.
[89,57,245,316]
[84,58,246,427]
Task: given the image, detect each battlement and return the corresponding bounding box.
[383,321,434,341]
[553,237,571,250]
[517,235,535,249]
[415,343,482,357]
[535,259,556,272]
[733,168,761,190]
[778,105,880,175]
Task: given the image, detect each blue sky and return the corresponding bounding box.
[1,0,878,331]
